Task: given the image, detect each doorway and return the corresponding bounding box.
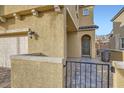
[81,35,91,57]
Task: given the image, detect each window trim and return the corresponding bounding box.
[119,37,124,49]
[82,8,89,16]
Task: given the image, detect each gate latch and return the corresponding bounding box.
[111,66,115,73]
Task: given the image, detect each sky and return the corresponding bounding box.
[94,5,124,35]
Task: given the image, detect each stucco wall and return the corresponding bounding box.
[67,32,79,57]
[0,11,65,57]
[65,5,79,29]
[0,6,4,16]
[65,5,94,28]
[110,36,116,49]
[110,50,124,61]
[113,68,124,88]
[79,6,94,26]
[0,5,42,15]
[28,12,65,57]
[11,58,64,88]
[113,61,124,88]
[67,30,96,58]
[110,11,124,50]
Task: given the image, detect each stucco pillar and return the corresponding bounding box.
[91,31,96,58]
[113,61,124,88]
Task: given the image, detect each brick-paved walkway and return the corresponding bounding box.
[66,57,113,88]
[0,67,11,88]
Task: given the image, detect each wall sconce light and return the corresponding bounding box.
[0,17,6,23]
[28,29,39,40]
[28,30,35,39]
[31,9,39,17]
[54,5,61,13]
[13,13,21,20]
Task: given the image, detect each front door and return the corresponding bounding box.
[82,35,90,56]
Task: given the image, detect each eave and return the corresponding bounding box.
[0,28,29,38]
[111,7,124,22]
[79,25,99,31]
[79,5,94,8]
[0,5,64,19]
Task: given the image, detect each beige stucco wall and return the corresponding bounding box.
[65,5,79,30]
[0,5,95,59]
[0,5,42,15]
[110,50,124,61]
[0,11,65,57]
[65,5,94,28]
[28,12,65,57]
[79,6,94,26]
[110,11,124,50]
[113,11,124,24]
[110,36,116,49]
[66,6,96,58]
[67,30,96,58]
[0,6,4,16]
[113,69,124,88]
[11,58,64,88]
[113,61,124,88]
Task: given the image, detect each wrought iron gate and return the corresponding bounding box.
[65,61,112,88]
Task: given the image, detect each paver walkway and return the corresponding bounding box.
[0,67,11,88]
[66,57,113,88]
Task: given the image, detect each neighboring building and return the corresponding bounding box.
[110,7,124,50]
[0,5,98,67]
[96,34,110,50]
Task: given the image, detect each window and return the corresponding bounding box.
[83,9,89,16]
[120,38,124,49]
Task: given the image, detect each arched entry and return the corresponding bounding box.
[81,35,91,57]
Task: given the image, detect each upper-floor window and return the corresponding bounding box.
[120,38,124,49]
[83,9,89,16]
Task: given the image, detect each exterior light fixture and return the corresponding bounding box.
[28,30,35,39]
[28,29,39,40]
[31,9,39,17]
[0,17,6,23]
[13,13,21,20]
[54,5,61,13]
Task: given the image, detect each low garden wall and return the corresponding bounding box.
[11,54,65,88]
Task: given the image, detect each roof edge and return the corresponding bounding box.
[111,7,124,22]
[79,25,99,30]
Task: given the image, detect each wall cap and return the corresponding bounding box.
[11,54,65,64]
[110,49,124,53]
[113,61,124,69]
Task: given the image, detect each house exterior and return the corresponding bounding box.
[67,5,98,58]
[0,5,98,67]
[110,7,124,50]
[96,35,110,50]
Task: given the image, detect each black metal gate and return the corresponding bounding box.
[65,61,112,88]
